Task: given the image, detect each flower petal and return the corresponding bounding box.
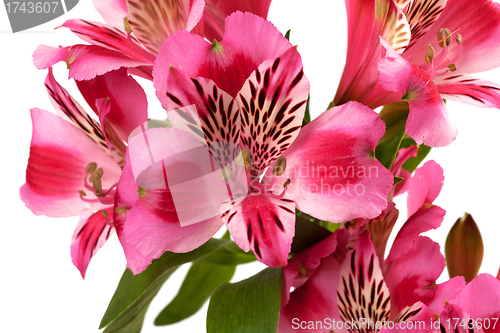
[126,0,205,55]
[404,0,447,50]
[379,40,458,147]
[20,109,121,217]
[220,192,295,267]
[406,160,444,217]
[60,19,154,64]
[203,0,272,42]
[153,12,292,99]
[33,45,70,70]
[437,74,500,108]
[71,208,114,278]
[281,101,393,223]
[237,46,309,173]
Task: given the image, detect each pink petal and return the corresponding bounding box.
[406,160,444,217]
[153,12,292,99]
[366,202,399,266]
[390,145,418,197]
[237,46,309,173]
[203,0,272,42]
[334,0,409,108]
[221,192,295,267]
[450,273,500,333]
[60,19,154,64]
[437,75,500,108]
[403,0,447,50]
[44,68,110,153]
[33,45,70,70]
[384,236,465,315]
[281,101,393,223]
[379,40,458,147]
[71,208,114,278]
[75,68,148,143]
[126,0,205,56]
[113,154,152,274]
[93,0,128,28]
[20,109,121,217]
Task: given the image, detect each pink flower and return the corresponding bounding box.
[335,0,500,147]
[278,161,465,332]
[33,0,272,80]
[20,68,147,277]
[115,12,394,273]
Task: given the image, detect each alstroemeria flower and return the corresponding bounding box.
[116,12,393,272]
[20,68,148,277]
[278,161,465,332]
[335,0,500,147]
[32,0,272,80]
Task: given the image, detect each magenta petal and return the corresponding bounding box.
[71,208,114,278]
[154,12,292,98]
[406,160,444,217]
[75,68,148,143]
[450,273,500,333]
[221,193,295,267]
[281,101,393,223]
[93,0,128,28]
[33,45,70,69]
[20,109,121,217]
[379,41,458,147]
[203,0,272,42]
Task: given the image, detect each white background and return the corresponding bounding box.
[1,1,500,332]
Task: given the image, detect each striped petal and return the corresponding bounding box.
[437,74,500,108]
[220,192,295,267]
[237,46,309,173]
[71,207,114,278]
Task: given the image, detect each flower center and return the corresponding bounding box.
[79,162,117,205]
[423,27,462,78]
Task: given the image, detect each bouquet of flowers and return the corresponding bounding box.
[17,0,500,332]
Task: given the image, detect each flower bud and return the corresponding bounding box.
[445,213,484,283]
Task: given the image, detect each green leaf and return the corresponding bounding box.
[207,268,282,333]
[375,102,409,169]
[402,144,431,173]
[100,238,231,333]
[393,176,404,186]
[292,212,332,253]
[284,29,291,41]
[301,95,311,127]
[195,242,256,266]
[155,262,236,326]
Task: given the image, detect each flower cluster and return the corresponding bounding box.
[20,0,500,331]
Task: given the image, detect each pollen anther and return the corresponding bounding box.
[437,28,452,48]
[272,156,287,176]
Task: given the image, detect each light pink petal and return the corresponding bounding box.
[93,0,128,28]
[237,46,309,173]
[75,68,148,143]
[60,19,154,64]
[44,67,110,153]
[404,0,500,74]
[385,205,445,266]
[437,74,500,108]
[406,160,444,217]
[33,45,70,69]
[334,0,409,108]
[153,12,292,99]
[20,109,121,217]
[280,101,393,223]
[450,273,500,333]
[203,0,272,42]
[71,208,114,278]
[220,193,295,267]
[379,40,458,147]
[126,0,205,56]
[113,154,152,274]
[384,236,465,315]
